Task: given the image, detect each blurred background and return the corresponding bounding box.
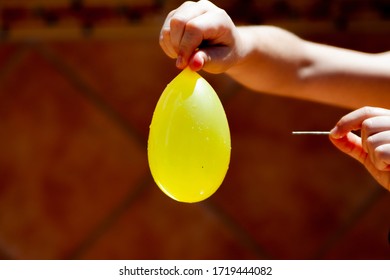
[0,0,389,260]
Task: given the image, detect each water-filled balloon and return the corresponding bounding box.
[148,68,231,203]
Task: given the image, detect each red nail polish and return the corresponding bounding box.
[191,56,203,71]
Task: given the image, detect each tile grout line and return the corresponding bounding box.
[31,42,147,149]
[28,41,251,260]
[0,43,30,88]
[29,42,153,259]
[200,77,267,258]
[201,200,274,260]
[192,77,265,258]
[312,184,386,259]
[0,43,32,260]
[65,174,154,259]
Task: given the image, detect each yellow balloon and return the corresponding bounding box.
[148,68,231,203]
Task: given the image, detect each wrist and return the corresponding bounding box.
[226,26,258,76]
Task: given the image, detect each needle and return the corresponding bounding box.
[292,131,330,135]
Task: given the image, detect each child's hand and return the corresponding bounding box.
[159,0,241,73]
[330,106,390,191]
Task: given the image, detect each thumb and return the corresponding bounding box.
[329,132,368,165]
[188,51,207,72]
[188,46,235,74]
[330,132,389,188]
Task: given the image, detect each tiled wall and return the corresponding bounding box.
[0,0,389,259]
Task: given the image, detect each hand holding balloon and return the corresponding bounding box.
[159,0,240,73]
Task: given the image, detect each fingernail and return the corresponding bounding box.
[190,54,204,71]
[329,126,344,139]
[176,55,184,68]
[329,127,341,139]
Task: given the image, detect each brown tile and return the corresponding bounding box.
[1,16,387,262]
[0,46,148,259]
[49,38,179,140]
[80,182,259,260]
[46,36,245,143]
[0,44,17,66]
[0,44,27,85]
[210,89,379,259]
[40,41,270,260]
[322,192,390,259]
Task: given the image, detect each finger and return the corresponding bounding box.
[362,116,390,135]
[159,28,178,59]
[177,10,233,69]
[160,8,177,56]
[330,107,390,139]
[330,130,390,189]
[364,131,390,169]
[362,117,390,152]
[329,132,367,165]
[168,2,210,59]
[373,143,390,171]
[161,8,177,31]
[170,4,206,55]
[373,144,390,171]
[188,50,207,72]
[188,45,235,73]
[159,2,207,59]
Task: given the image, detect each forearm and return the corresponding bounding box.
[227,26,390,109]
[227,26,307,95]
